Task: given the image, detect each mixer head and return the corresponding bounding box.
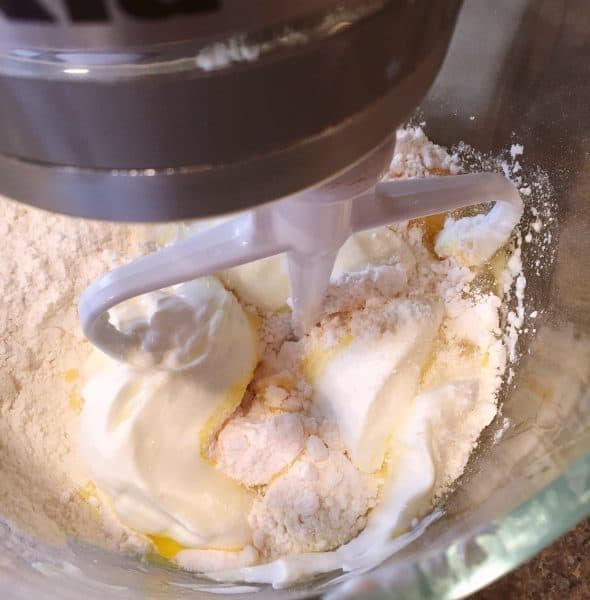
[0,0,462,222]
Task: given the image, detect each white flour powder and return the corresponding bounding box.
[0,126,535,580]
[0,200,150,553]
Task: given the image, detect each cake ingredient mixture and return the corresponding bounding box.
[0,126,527,588]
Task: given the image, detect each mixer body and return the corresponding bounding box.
[0,0,462,221]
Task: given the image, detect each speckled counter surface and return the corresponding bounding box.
[471,519,590,599]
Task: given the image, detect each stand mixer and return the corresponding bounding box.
[0,0,522,357]
[1,2,589,598]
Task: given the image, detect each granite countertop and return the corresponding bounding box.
[471,519,590,599]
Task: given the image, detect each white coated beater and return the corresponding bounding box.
[79,172,522,363]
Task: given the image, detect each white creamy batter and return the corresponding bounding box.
[0,127,524,588]
[80,278,258,550]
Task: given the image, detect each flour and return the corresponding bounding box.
[0,125,544,585]
[216,413,305,486]
[248,449,380,559]
[0,199,150,553]
[455,135,557,382]
[388,126,461,178]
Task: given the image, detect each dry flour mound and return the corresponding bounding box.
[0,199,150,553]
[249,449,380,559]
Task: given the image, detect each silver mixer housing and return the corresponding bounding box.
[0,0,461,221]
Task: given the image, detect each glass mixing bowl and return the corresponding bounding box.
[1,0,589,597]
